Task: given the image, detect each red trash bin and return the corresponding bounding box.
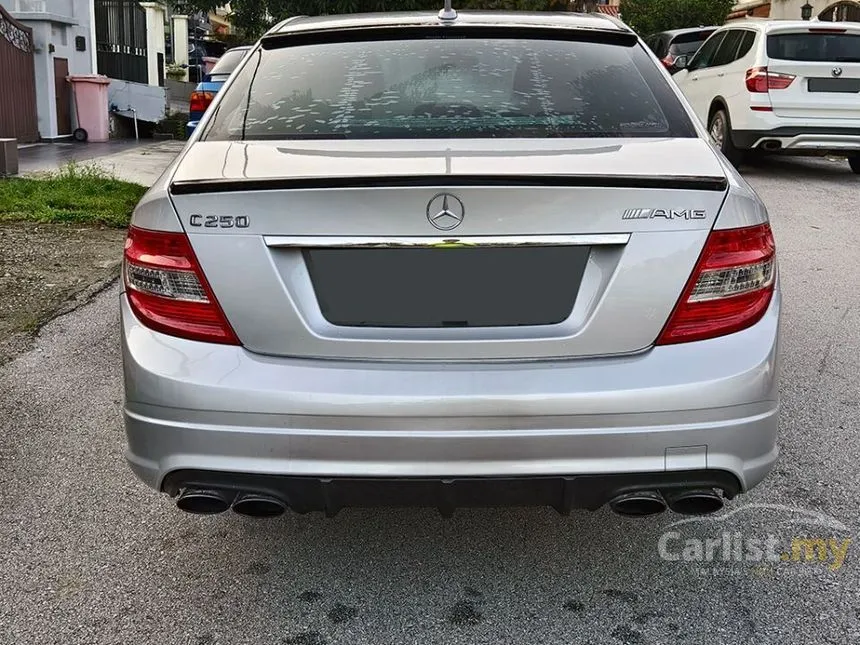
[67,74,111,143]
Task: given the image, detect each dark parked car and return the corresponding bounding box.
[645,27,718,74]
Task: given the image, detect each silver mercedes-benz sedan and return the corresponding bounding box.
[121,8,780,519]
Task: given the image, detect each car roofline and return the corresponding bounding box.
[646,26,718,39]
[266,14,310,35]
[266,11,630,36]
[584,11,632,32]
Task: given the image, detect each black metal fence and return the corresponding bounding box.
[94,0,148,84]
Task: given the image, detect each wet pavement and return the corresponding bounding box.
[16,140,185,187]
[17,140,150,175]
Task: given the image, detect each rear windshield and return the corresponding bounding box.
[672,30,715,45]
[208,48,249,77]
[202,36,695,141]
[670,31,715,55]
[767,32,860,62]
[670,39,710,55]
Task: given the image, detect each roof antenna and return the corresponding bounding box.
[438,0,457,21]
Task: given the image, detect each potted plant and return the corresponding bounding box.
[166,63,187,82]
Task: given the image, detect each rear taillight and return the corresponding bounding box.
[123,226,239,345]
[189,91,214,113]
[745,67,795,93]
[661,55,675,69]
[657,223,776,345]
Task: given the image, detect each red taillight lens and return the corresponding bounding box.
[745,67,795,93]
[123,227,239,345]
[657,223,776,345]
[661,55,675,69]
[189,91,214,113]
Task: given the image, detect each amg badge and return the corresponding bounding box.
[622,208,707,221]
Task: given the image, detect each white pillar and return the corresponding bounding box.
[89,0,97,73]
[172,14,189,81]
[140,2,166,86]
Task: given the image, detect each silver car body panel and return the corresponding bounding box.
[123,289,780,491]
[165,139,731,361]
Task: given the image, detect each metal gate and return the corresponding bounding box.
[819,1,860,21]
[0,4,39,142]
[94,0,148,84]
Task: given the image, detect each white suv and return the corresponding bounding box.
[672,20,860,173]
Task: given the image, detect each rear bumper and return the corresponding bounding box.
[161,469,743,515]
[122,289,781,505]
[733,126,860,152]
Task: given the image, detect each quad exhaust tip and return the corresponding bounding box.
[175,488,287,517]
[231,492,287,518]
[609,490,667,517]
[664,488,724,516]
[609,488,725,517]
[176,488,232,515]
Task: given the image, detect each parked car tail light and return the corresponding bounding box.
[660,55,675,69]
[123,227,240,345]
[189,91,215,113]
[657,223,775,345]
[745,67,795,93]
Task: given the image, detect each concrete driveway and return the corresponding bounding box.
[18,140,184,186]
[0,156,857,645]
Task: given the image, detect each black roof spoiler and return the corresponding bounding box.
[260,23,639,50]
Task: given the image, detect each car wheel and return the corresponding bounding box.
[849,155,860,174]
[708,108,744,167]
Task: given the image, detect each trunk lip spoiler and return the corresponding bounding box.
[169,174,729,195]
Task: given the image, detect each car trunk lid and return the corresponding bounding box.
[766,25,860,120]
[168,138,728,361]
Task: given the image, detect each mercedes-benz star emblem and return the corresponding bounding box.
[426,193,465,231]
[833,67,843,77]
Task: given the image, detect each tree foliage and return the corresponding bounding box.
[619,0,734,36]
[176,0,570,40]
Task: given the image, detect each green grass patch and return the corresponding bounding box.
[0,162,147,228]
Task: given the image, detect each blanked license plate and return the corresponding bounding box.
[304,246,590,328]
[808,78,860,93]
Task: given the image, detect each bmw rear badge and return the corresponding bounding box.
[426,193,465,231]
[833,67,843,77]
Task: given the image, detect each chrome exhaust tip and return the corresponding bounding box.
[665,488,724,516]
[231,492,287,518]
[608,490,667,517]
[176,488,232,515]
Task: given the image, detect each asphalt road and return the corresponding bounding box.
[1,156,859,645]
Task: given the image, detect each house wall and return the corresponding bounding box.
[730,0,860,20]
[770,0,819,18]
[12,0,95,139]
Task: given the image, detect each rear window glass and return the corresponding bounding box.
[671,30,716,46]
[669,30,718,55]
[202,37,695,141]
[670,39,710,55]
[767,33,860,62]
[208,48,249,76]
